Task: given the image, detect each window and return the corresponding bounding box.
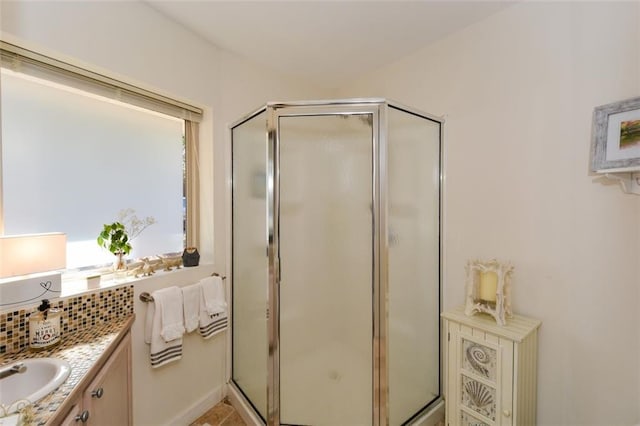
[0,42,202,271]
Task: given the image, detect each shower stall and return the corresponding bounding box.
[230,99,442,426]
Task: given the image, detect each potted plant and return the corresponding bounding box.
[97,222,132,271]
[97,209,155,271]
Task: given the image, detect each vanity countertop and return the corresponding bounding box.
[0,314,134,425]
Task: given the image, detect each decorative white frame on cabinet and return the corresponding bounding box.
[464,260,514,326]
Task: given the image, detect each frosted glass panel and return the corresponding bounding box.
[279,114,372,426]
[1,71,184,268]
[231,111,268,419]
[387,107,441,425]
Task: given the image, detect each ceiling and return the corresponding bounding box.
[146,1,514,90]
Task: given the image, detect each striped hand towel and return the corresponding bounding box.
[144,287,184,368]
[199,277,228,339]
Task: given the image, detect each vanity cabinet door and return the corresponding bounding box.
[59,402,84,425]
[82,332,132,426]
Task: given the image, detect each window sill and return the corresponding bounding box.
[60,263,217,299]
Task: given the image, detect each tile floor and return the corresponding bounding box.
[190,399,247,426]
[190,400,445,426]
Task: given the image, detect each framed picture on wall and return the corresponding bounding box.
[591,96,640,173]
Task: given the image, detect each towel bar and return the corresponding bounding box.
[139,273,227,302]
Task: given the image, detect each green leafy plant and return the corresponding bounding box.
[97,210,156,271]
[97,222,132,256]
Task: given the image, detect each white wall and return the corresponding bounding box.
[1,1,326,424]
[131,266,222,426]
[339,2,640,424]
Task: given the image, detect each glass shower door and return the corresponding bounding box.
[387,106,441,425]
[232,110,268,420]
[277,113,374,425]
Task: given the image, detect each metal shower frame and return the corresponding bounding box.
[229,98,444,426]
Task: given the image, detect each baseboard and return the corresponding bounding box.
[410,399,445,426]
[227,382,264,426]
[167,385,224,425]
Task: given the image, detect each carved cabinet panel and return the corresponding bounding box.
[443,307,540,426]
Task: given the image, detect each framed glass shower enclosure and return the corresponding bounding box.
[231,99,442,426]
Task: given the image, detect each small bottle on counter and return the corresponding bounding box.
[29,299,62,351]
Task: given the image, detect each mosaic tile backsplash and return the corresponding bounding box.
[0,285,133,354]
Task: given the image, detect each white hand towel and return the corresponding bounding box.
[144,287,184,368]
[199,276,228,339]
[181,283,201,333]
[200,276,227,315]
[157,286,185,342]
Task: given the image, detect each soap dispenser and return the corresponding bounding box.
[29,299,62,351]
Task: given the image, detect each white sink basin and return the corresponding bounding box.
[0,358,71,414]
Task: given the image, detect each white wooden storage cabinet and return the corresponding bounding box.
[442,306,541,426]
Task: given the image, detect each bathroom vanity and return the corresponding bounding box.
[0,315,133,425]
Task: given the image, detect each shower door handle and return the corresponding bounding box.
[275,257,281,285]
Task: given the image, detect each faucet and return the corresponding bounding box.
[0,363,27,380]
